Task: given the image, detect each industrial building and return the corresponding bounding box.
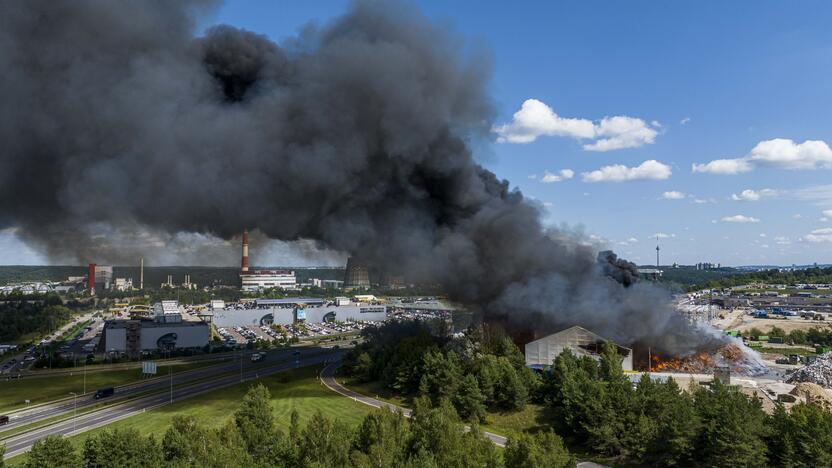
[241,270,297,291]
[525,326,633,371]
[87,263,113,294]
[102,301,209,356]
[237,229,298,291]
[211,297,386,327]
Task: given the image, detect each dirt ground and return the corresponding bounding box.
[727,316,832,334]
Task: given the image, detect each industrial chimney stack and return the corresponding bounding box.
[88,263,96,295]
[241,229,249,272]
[140,257,144,290]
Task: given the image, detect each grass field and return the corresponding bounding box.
[6,365,373,466]
[0,360,221,413]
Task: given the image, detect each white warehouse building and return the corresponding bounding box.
[525,326,633,371]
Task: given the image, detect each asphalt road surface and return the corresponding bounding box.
[3,350,341,459]
[0,347,334,436]
[319,362,608,468]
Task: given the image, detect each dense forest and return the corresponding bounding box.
[342,321,832,467]
[0,293,77,343]
[688,266,832,292]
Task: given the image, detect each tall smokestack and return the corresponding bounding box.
[88,263,96,295]
[241,229,249,272]
[139,257,144,290]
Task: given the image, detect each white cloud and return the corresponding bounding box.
[651,233,675,239]
[527,174,537,180]
[806,228,832,243]
[495,99,659,151]
[662,191,686,200]
[692,158,752,175]
[693,139,832,174]
[824,209,832,218]
[759,233,767,237]
[774,236,791,245]
[680,117,691,125]
[618,237,639,246]
[582,160,672,183]
[730,188,778,201]
[793,214,803,219]
[721,215,760,223]
[693,198,714,204]
[541,169,574,183]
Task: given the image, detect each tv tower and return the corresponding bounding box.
[656,235,660,269]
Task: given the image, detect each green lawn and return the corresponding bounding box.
[0,360,221,413]
[6,365,374,466]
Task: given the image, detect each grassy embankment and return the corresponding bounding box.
[0,360,221,413]
[6,365,373,466]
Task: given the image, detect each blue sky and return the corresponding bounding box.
[3,1,832,266]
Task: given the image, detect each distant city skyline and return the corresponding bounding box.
[3,1,832,266]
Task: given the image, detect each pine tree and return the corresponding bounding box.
[24,436,79,468]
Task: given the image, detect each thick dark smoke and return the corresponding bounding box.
[0,0,725,355]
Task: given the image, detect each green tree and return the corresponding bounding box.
[409,397,500,468]
[767,403,832,467]
[24,436,79,468]
[351,351,374,383]
[233,384,275,460]
[418,350,462,404]
[504,430,575,468]
[0,444,5,468]
[298,411,352,467]
[631,375,699,466]
[83,428,162,467]
[693,381,768,467]
[351,409,411,468]
[454,373,486,422]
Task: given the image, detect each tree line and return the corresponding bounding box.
[10,384,573,468]
[688,266,832,292]
[0,293,74,342]
[744,325,832,347]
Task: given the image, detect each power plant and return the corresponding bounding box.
[238,229,297,291]
[343,257,370,289]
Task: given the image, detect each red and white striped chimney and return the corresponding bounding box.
[241,229,249,272]
[88,263,96,294]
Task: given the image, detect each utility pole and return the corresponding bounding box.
[169,363,173,404]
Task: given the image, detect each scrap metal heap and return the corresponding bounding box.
[788,352,832,388]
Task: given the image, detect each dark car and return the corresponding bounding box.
[94,387,114,399]
[0,415,9,426]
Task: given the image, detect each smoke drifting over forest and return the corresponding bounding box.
[0,0,724,354]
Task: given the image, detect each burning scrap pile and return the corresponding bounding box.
[787,352,832,388]
[652,343,767,375]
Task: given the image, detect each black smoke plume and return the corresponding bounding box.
[0,0,725,355]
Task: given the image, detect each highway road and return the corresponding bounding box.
[0,346,333,434]
[319,362,608,468]
[2,349,342,460]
